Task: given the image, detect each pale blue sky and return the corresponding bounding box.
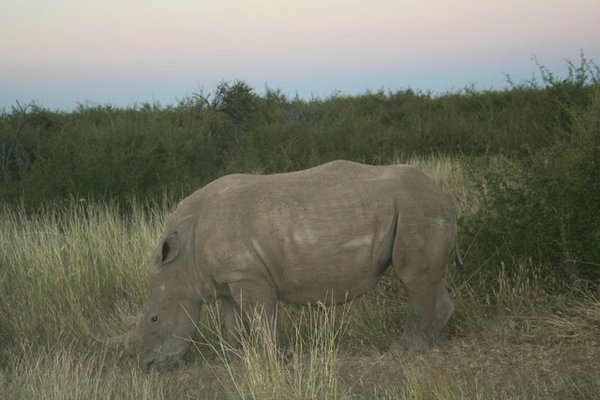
[1,0,599,110]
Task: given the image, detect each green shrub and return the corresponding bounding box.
[1,57,599,210]
[467,86,600,281]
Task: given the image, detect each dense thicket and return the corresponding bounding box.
[470,83,600,281]
[1,57,599,281]
[1,57,598,206]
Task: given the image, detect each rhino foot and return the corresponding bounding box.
[390,330,448,355]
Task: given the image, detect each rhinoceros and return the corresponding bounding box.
[96,160,461,371]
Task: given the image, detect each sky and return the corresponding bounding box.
[1,0,599,111]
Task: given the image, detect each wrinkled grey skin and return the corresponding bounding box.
[97,160,461,371]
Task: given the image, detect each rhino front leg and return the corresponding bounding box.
[226,279,278,346]
[221,296,243,348]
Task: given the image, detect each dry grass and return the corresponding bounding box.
[0,344,171,400]
[2,298,597,399]
[191,303,347,399]
[1,156,599,398]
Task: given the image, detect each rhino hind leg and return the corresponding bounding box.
[396,278,454,350]
[392,226,455,351]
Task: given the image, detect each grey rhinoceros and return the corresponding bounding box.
[96,160,462,371]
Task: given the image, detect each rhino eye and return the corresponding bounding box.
[150,315,159,323]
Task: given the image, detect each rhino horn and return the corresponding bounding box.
[92,332,131,350]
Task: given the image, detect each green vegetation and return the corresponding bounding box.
[2,56,598,208]
[470,86,600,281]
[1,56,599,398]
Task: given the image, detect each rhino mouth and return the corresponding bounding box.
[144,351,185,372]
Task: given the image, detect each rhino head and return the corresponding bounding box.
[97,228,205,371]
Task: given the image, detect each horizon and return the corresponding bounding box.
[1,0,599,111]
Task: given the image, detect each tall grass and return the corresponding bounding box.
[1,155,598,398]
[193,303,348,399]
[0,345,168,400]
[0,201,168,346]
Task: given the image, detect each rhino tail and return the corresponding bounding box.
[453,239,464,268]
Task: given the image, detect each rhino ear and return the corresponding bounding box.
[160,232,181,265]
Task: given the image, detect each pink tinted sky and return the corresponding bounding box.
[1,0,599,110]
